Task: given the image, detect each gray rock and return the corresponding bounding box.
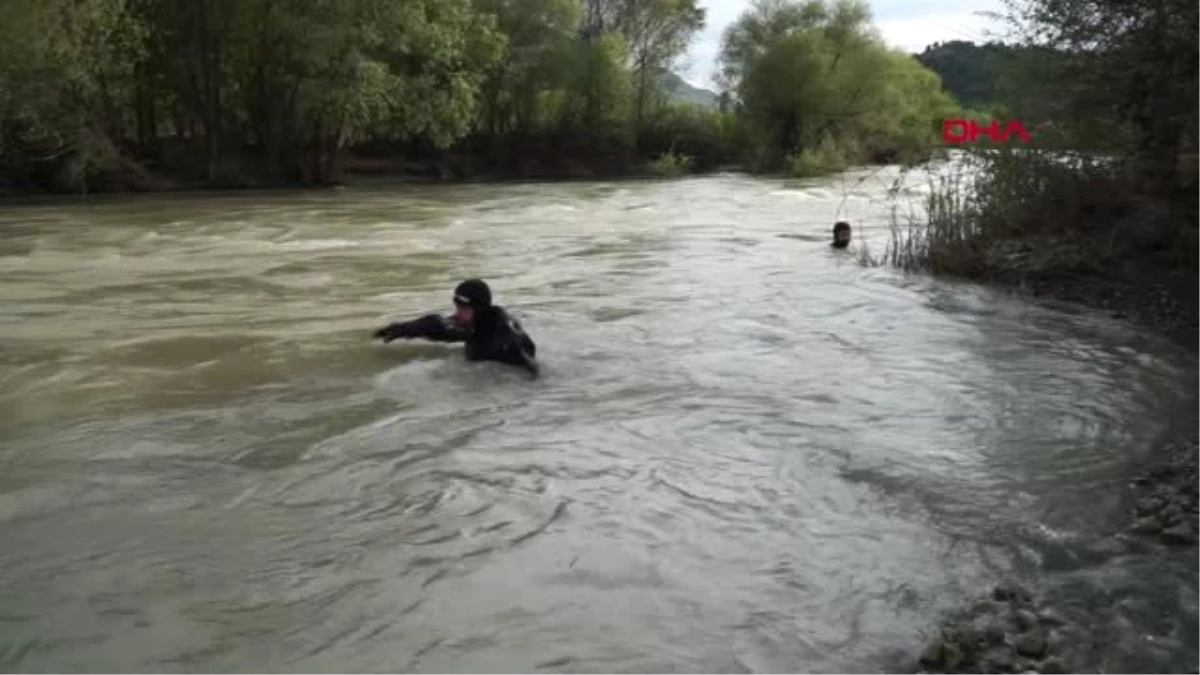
[1135,496,1165,515]
[1039,656,1068,673]
[1160,502,1184,524]
[1046,629,1064,654]
[1131,515,1163,534]
[957,623,984,653]
[1115,531,1157,555]
[943,640,964,671]
[1015,628,1049,658]
[985,621,1008,645]
[1149,465,1172,479]
[982,647,1017,673]
[1015,609,1039,631]
[992,584,1032,603]
[919,634,945,668]
[1079,537,1128,561]
[1037,609,1066,627]
[1161,522,1198,545]
[969,598,1008,619]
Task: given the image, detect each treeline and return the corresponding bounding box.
[0,0,960,194]
[914,41,1011,110]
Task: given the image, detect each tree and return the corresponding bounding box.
[473,0,581,138]
[913,40,1011,108]
[618,0,706,128]
[996,0,1199,191]
[717,0,954,170]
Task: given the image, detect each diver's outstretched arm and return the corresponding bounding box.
[373,314,468,343]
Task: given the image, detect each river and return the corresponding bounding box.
[0,169,1196,673]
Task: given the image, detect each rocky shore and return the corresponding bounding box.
[1021,266,1199,338]
[1126,436,1200,546]
[916,585,1075,674]
[912,436,1199,673]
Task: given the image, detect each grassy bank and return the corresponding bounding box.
[860,148,1199,335]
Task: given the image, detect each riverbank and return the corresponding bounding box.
[1126,435,1200,546]
[1003,264,1198,340]
[0,151,703,203]
[916,585,1076,674]
[895,154,1197,672]
[871,152,1199,346]
[910,434,1199,673]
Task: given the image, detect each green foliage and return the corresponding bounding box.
[561,32,634,138]
[996,0,1198,189]
[913,40,1012,108]
[877,146,1198,280]
[873,0,1200,283]
[0,0,148,189]
[647,150,694,177]
[623,0,706,125]
[718,0,957,174]
[7,0,1112,192]
[0,0,726,190]
[788,134,858,177]
[474,0,581,135]
[637,103,732,171]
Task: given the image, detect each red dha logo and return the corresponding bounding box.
[942,119,1032,144]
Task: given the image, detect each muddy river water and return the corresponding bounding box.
[0,168,1196,672]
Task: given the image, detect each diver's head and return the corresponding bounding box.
[452,278,492,326]
[831,221,852,249]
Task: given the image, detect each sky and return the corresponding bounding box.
[679,0,1007,89]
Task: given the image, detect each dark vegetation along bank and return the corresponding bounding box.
[862,0,1199,339]
[0,0,969,195]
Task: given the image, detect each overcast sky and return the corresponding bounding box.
[680,0,1007,89]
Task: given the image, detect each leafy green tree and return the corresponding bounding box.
[913,40,1010,108]
[718,0,955,171]
[618,0,706,128]
[473,0,581,137]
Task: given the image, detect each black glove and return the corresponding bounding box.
[373,322,410,342]
[373,315,449,343]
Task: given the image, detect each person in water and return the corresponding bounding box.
[831,221,852,249]
[373,278,539,377]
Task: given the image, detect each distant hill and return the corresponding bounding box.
[913,40,1015,108]
[661,70,720,108]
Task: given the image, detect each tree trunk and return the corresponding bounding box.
[635,63,649,133]
[1136,0,1182,195]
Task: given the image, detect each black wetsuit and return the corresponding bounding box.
[375,306,539,376]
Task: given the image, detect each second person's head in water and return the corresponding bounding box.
[452,278,492,328]
[831,221,852,249]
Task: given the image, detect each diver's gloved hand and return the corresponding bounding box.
[374,320,423,342]
[373,323,404,342]
[373,315,447,342]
